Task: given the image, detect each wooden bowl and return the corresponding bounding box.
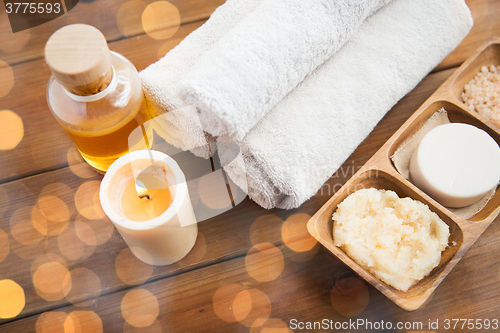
[308,38,500,311]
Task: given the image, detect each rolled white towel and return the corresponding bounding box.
[179,0,392,141]
[220,0,473,209]
[140,0,264,158]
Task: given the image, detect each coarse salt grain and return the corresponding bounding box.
[462,65,500,128]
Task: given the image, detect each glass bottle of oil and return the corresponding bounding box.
[45,24,151,173]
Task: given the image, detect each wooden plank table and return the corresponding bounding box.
[0,0,499,332]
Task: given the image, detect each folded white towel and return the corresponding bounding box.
[220,0,473,209]
[179,0,392,141]
[140,0,263,157]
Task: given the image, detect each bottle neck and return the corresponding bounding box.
[62,66,117,102]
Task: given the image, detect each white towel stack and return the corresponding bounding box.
[179,0,392,141]
[140,0,473,209]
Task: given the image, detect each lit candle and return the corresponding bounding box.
[100,150,198,265]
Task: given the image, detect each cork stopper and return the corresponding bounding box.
[45,24,113,96]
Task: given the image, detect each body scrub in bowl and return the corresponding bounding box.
[332,188,450,292]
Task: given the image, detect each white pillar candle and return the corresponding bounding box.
[410,123,500,208]
[99,150,198,265]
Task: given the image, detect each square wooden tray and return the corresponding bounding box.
[307,38,500,311]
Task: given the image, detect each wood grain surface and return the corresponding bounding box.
[1,0,499,332]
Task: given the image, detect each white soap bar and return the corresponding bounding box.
[409,123,500,208]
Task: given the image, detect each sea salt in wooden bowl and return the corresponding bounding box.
[308,38,500,311]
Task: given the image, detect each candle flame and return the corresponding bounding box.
[135,180,151,199]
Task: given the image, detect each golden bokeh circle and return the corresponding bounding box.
[75,214,113,246]
[40,182,76,215]
[10,206,45,245]
[58,224,96,261]
[249,214,283,245]
[67,146,98,179]
[245,243,284,283]
[330,277,370,316]
[0,228,9,263]
[9,232,47,260]
[75,181,105,220]
[36,311,68,333]
[281,213,317,252]
[31,254,72,301]
[116,0,148,37]
[0,61,14,98]
[74,219,97,246]
[115,247,154,285]
[66,268,101,307]
[0,110,24,149]
[38,196,71,223]
[0,279,25,319]
[234,289,272,328]
[34,262,71,294]
[121,289,159,327]
[213,284,247,323]
[142,1,180,40]
[197,172,232,210]
[64,311,103,333]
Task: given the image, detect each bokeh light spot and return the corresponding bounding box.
[212,284,247,323]
[10,206,45,245]
[40,183,76,214]
[74,219,97,246]
[197,171,232,210]
[9,232,47,260]
[142,1,180,40]
[0,279,25,319]
[58,224,96,261]
[33,262,71,293]
[75,214,113,245]
[281,213,317,252]
[249,318,293,333]
[36,311,68,333]
[0,228,9,263]
[0,110,24,149]
[67,146,98,179]
[66,268,101,307]
[115,248,153,285]
[31,254,72,301]
[64,311,103,333]
[330,277,370,316]
[249,214,283,245]
[245,243,284,282]
[116,0,148,37]
[38,196,71,223]
[234,289,272,327]
[123,319,162,333]
[121,289,159,327]
[75,181,105,220]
